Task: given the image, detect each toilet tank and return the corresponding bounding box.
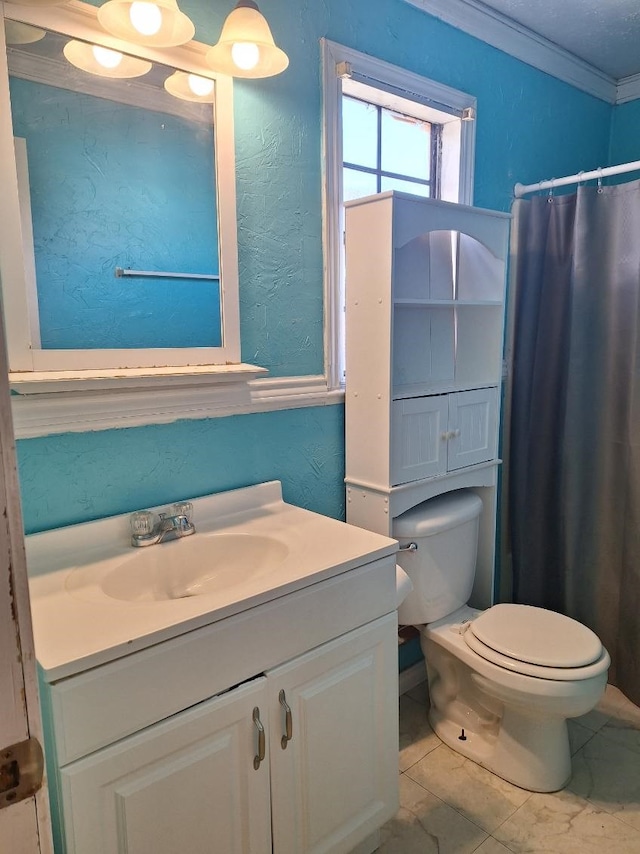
[394,490,483,626]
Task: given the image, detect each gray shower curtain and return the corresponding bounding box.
[509,179,640,706]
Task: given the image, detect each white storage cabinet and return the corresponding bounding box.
[344,192,509,607]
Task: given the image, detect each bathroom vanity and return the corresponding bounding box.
[26,482,399,854]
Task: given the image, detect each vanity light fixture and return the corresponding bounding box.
[6,0,67,6]
[164,70,215,102]
[4,21,46,43]
[206,0,288,79]
[63,39,152,78]
[97,0,195,48]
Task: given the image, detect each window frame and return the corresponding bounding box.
[321,39,477,389]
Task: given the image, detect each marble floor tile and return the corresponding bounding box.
[386,683,640,853]
[494,787,640,853]
[377,774,488,854]
[573,706,611,733]
[595,685,640,724]
[404,743,530,834]
[473,838,515,854]
[595,688,640,756]
[398,694,440,772]
[576,684,640,737]
[567,719,595,755]
[404,680,429,707]
[569,731,640,831]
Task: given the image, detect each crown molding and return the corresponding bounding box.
[403,0,617,104]
[616,74,640,105]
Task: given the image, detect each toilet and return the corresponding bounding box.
[395,490,610,793]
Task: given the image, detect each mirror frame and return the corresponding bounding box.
[0,0,242,375]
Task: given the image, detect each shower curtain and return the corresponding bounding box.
[508,179,640,706]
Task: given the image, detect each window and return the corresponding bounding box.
[321,40,477,387]
[342,95,439,201]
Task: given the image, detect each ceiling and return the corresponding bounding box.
[471,0,640,80]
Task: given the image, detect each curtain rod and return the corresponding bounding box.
[514,159,640,198]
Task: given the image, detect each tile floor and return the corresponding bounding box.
[379,681,640,853]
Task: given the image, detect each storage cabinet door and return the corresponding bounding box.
[447,388,498,471]
[60,677,271,854]
[269,613,398,854]
[391,395,448,484]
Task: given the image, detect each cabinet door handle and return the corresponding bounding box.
[279,689,293,750]
[253,707,266,770]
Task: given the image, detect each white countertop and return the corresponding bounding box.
[27,481,397,681]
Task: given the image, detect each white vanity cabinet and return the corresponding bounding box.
[39,555,398,854]
[61,676,273,854]
[344,192,509,607]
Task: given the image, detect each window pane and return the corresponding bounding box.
[380,176,430,197]
[344,167,378,201]
[381,109,430,180]
[342,97,378,169]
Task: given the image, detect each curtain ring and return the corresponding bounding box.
[597,168,603,194]
[547,179,555,203]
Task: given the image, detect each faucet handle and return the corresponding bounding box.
[131,510,154,537]
[173,501,193,521]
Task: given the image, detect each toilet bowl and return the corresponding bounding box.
[394,491,610,793]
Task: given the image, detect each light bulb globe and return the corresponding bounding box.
[187,74,215,97]
[230,41,260,71]
[129,1,163,36]
[91,45,124,69]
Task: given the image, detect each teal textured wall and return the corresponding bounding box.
[610,99,640,170]
[16,0,615,534]
[18,406,345,534]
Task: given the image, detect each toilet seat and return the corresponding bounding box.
[463,603,608,681]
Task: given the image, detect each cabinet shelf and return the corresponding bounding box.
[392,381,499,400]
[393,299,502,308]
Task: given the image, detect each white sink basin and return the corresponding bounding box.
[66,532,289,603]
[27,481,398,680]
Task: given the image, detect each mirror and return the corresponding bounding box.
[0,3,241,374]
[9,28,222,350]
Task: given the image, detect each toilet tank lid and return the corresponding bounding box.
[393,491,483,538]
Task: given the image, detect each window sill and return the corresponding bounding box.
[10,368,345,439]
[9,363,268,395]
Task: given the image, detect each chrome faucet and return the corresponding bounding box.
[130,502,196,547]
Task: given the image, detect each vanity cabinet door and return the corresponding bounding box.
[268,613,398,854]
[60,677,271,854]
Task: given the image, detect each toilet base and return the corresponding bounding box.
[420,629,587,792]
[428,703,572,793]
